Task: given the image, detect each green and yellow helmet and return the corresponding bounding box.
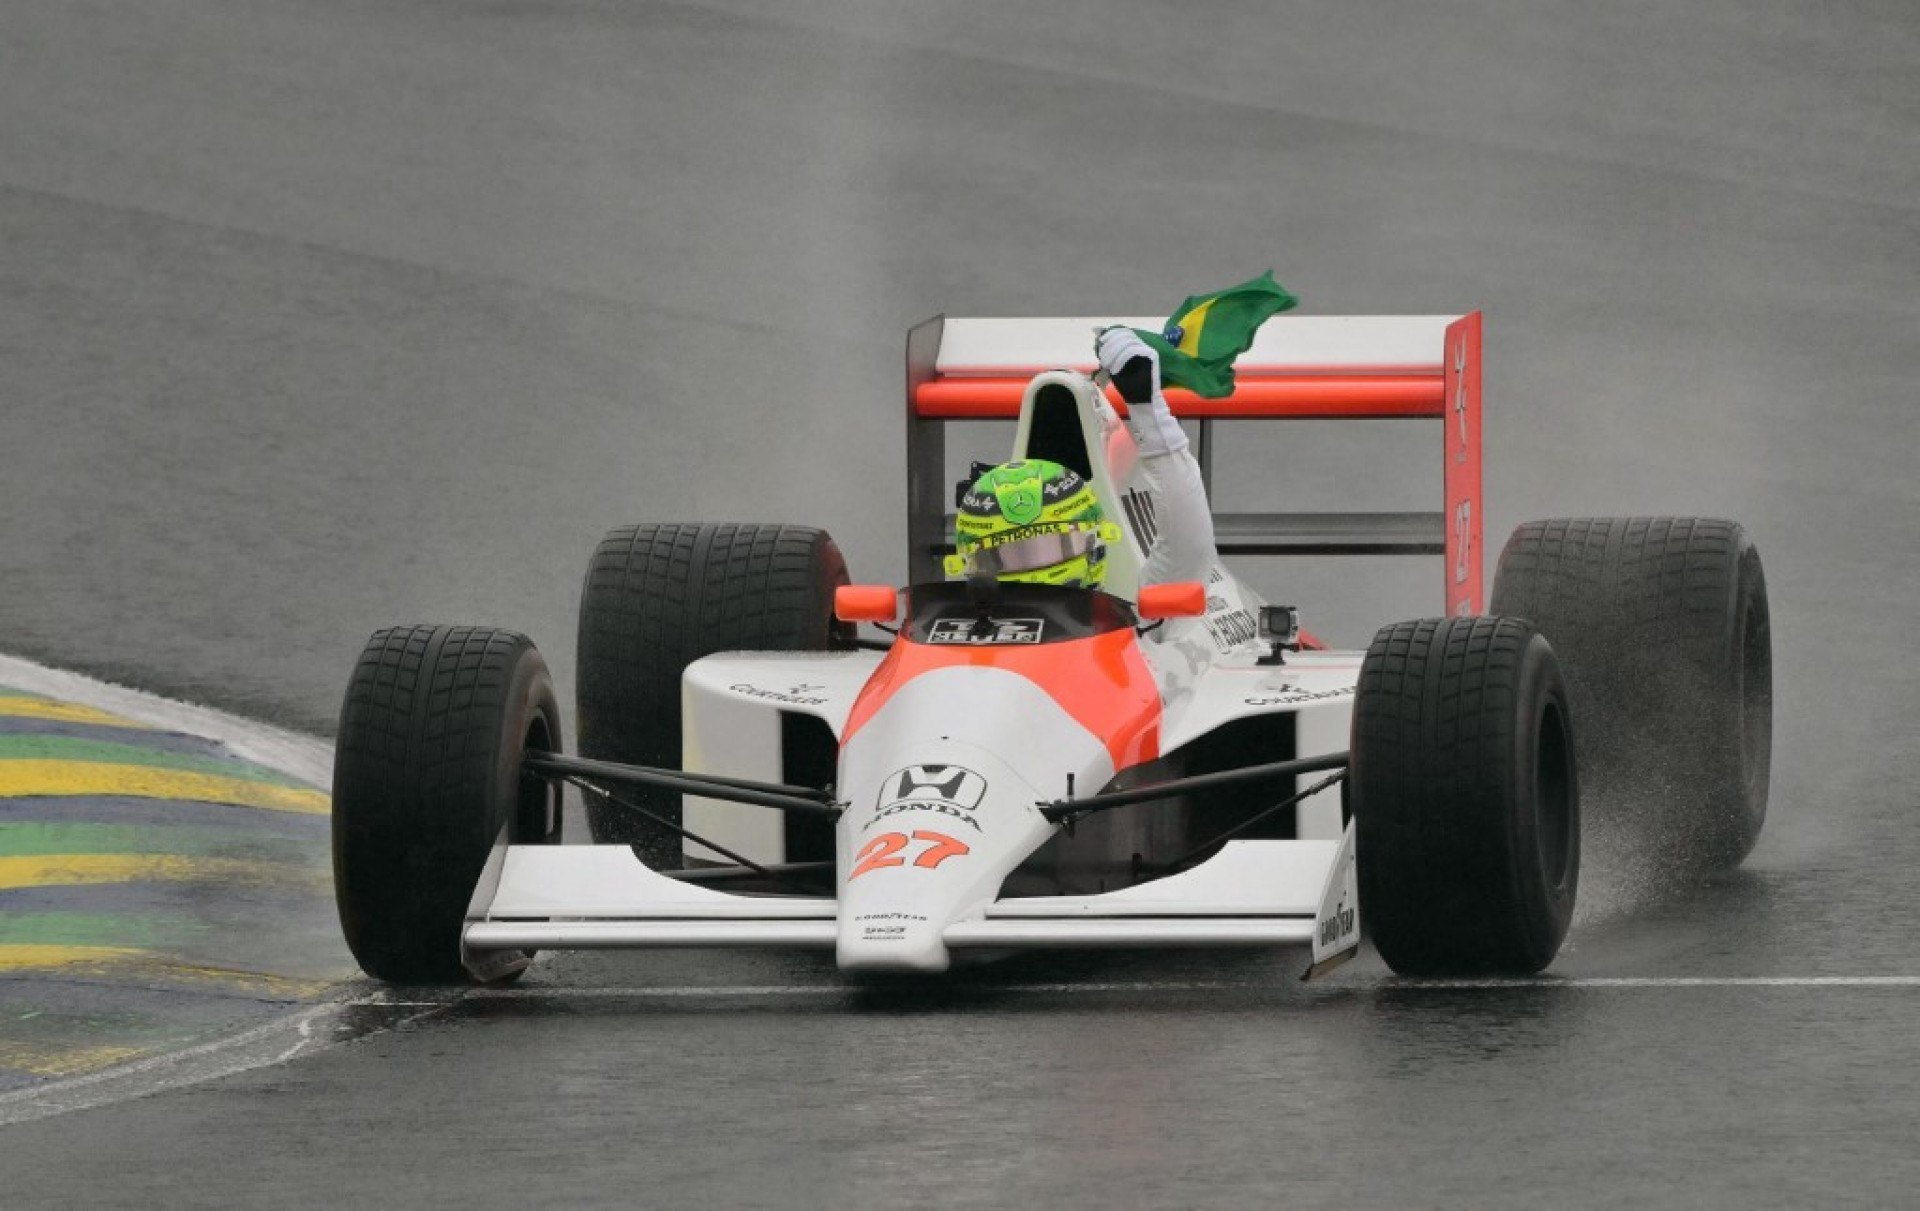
[946,459,1118,589]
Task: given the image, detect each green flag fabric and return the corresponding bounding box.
[1130,271,1298,398]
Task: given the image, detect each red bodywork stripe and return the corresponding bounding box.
[840,631,1162,770]
[915,374,1445,419]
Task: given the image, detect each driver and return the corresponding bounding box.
[950,326,1219,592]
[952,458,1114,588]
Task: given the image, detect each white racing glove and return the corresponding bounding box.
[1095,326,1188,456]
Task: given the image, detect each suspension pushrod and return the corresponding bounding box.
[523,752,841,818]
[551,774,815,895]
[1157,770,1349,872]
[667,860,836,885]
[1040,751,1349,821]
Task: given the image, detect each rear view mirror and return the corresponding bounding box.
[834,585,899,624]
[1137,582,1206,620]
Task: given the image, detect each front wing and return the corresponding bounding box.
[462,828,1361,975]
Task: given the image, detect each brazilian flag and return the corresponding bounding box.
[1132,271,1298,398]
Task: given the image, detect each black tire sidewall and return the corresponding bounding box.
[1505,634,1579,967]
[1724,541,1772,851]
[495,648,562,849]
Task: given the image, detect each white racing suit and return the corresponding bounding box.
[1105,395,1217,587]
[1091,325,1272,674]
[1092,327,1219,587]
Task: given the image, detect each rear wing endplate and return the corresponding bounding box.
[905,313,1484,615]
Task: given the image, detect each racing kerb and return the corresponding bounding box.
[904,313,1485,614]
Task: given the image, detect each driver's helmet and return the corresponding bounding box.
[948,459,1114,588]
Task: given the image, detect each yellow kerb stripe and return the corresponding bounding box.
[0,943,143,972]
[0,853,327,893]
[0,761,328,814]
[0,696,147,728]
[0,946,337,996]
[0,1041,149,1078]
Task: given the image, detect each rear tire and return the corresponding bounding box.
[332,625,562,984]
[575,523,852,864]
[1491,517,1771,872]
[1353,617,1579,975]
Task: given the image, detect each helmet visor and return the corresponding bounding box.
[965,527,1104,577]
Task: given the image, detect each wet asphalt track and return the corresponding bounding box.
[2,0,1917,1205]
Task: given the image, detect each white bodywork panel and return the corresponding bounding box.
[1161,650,1362,842]
[681,649,882,861]
[935,316,1458,376]
[485,845,834,919]
[1157,651,1359,755]
[1293,672,1355,841]
[989,840,1335,917]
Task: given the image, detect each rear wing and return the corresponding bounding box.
[905,312,1485,616]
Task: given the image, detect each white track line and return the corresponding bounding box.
[0,994,437,1128]
[1402,976,1920,989]
[8,976,1910,1126]
[466,981,1231,998]
[465,975,1920,999]
[0,652,332,789]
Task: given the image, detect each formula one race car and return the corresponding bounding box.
[330,312,1772,984]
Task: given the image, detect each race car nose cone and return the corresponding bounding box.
[838,912,953,973]
[834,741,1062,975]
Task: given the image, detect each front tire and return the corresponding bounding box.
[1353,616,1579,975]
[332,625,562,984]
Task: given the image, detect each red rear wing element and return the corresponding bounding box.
[905,313,1484,615]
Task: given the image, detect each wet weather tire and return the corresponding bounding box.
[1490,517,1771,871]
[575,523,852,863]
[1353,616,1579,976]
[332,625,563,984]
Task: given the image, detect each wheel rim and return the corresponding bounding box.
[1738,586,1772,807]
[1535,698,1575,892]
[517,714,560,843]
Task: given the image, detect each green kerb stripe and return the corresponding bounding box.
[0,823,319,864]
[0,913,200,948]
[0,735,309,789]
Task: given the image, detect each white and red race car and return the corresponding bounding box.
[331,312,1772,983]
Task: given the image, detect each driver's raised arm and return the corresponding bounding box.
[1095,326,1219,587]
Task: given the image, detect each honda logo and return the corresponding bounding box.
[877,765,988,811]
